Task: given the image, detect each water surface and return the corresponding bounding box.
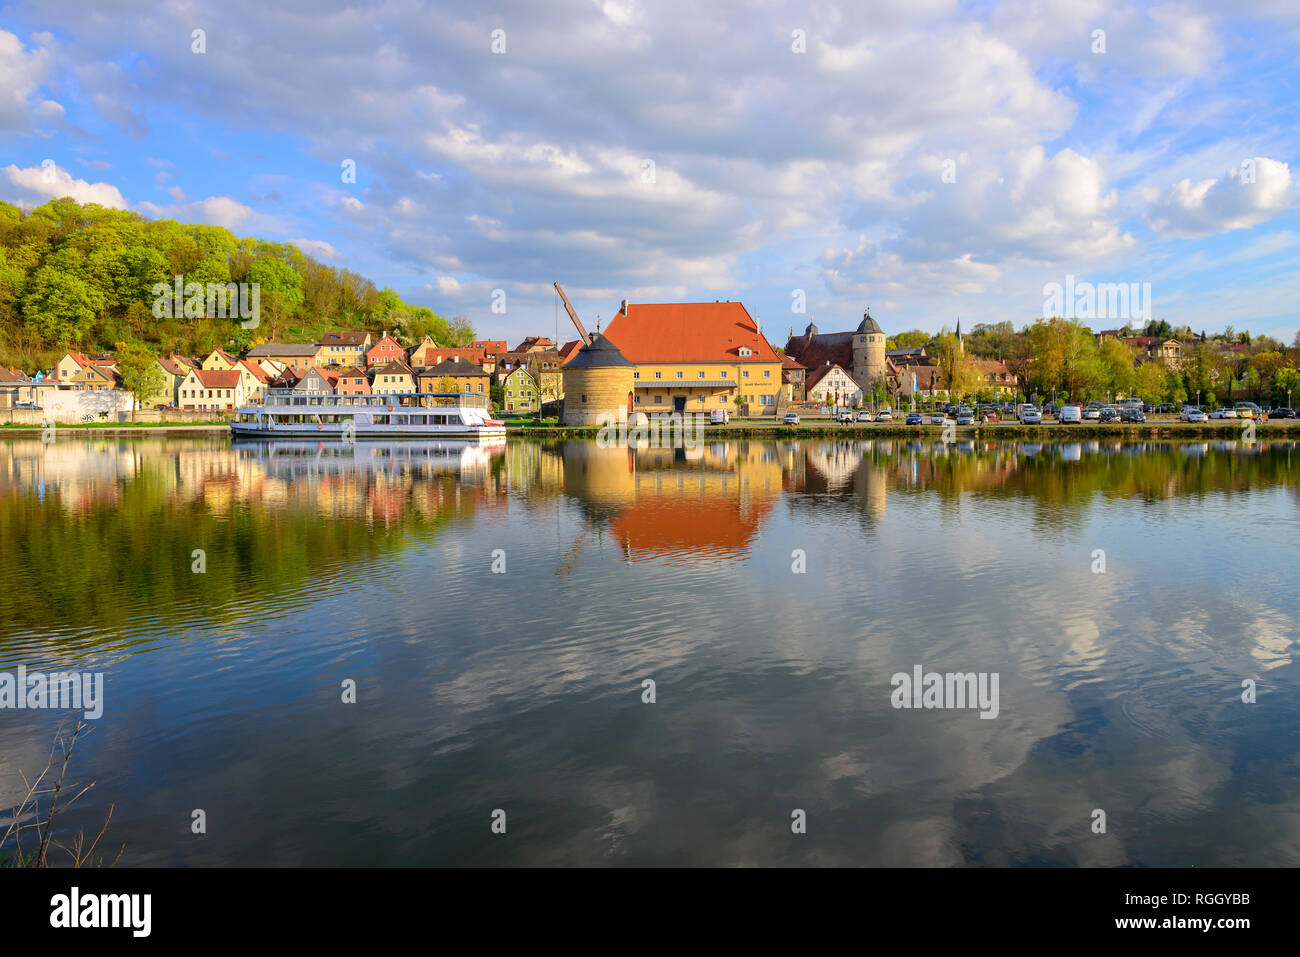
[1,435,1297,866]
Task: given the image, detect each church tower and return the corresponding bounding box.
[851,307,886,391]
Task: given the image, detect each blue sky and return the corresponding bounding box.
[2,0,1297,346]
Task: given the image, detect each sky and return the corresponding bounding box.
[1,0,1298,346]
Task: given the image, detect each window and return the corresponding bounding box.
[764,370,771,378]
[633,372,640,379]
[742,370,749,378]
[698,371,705,379]
[720,371,728,378]
[655,371,662,379]
[676,371,683,379]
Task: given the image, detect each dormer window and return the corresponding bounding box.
[738,346,752,357]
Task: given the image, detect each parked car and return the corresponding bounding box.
[1082,404,1102,420]
[978,408,999,423]
[836,409,855,423]
[709,408,731,425]
[955,409,974,426]
[856,410,874,422]
[1268,406,1297,419]
[782,412,800,425]
[14,400,41,410]
[930,410,947,425]
[1180,407,1207,422]
[1235,402,1262,419]
[1059,405,1082,424]
[876,409,893,421]
[1209,408,1234,419]
[905,412,923,425]
[1098,408,1121,422]
[1021,408,1042,424]
[1119,408,1146,423]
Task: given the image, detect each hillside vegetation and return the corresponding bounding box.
[0,198,473,371]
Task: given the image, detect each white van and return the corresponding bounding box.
[1058,405,1082,424]
[709,409,730,425]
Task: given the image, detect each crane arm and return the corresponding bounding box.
[553,282,592,346]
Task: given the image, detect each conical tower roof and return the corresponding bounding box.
[565,333,633,368]
[856,309,882,335]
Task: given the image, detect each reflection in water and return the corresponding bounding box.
[1,436,1298,866]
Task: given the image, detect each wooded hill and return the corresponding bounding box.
[0,198,473,371]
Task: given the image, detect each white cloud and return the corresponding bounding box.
[0,30,63,132]
[139,195,256,230]
[2,163,127,208]
[290,238,341,259]
[1144,158,1294,237]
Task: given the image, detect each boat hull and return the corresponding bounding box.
[230,422,505,440]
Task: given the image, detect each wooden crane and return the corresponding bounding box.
[553,282,592,346]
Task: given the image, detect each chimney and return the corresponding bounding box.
[755,314,761,336]
[620,299,628,314]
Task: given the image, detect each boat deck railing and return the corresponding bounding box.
[256,389,490,410]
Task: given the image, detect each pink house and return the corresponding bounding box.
[366,332,406,368]
[334,366,372,395]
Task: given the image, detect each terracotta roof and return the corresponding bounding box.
[557,340,583,364]
[159,358,189,377]
[420,357,488,377]
[417,347,488,367]
[194,369,241,389]
[240,359,271,382]
[373,360,415,376]
[969,359,1014,378]
[603,301,781,363]
[804,362,852,391]
[780,353,806,370]
[515,336,555,351]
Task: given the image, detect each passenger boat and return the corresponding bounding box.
[230,389,506,440]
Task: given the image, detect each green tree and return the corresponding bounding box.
[1134,361,1169,404]
[116,343,165,418]
[22,264,103,347]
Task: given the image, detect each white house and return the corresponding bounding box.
[805,362,863,406]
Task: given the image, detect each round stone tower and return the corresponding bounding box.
[561,333,635,426]
[852,308,886,390]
